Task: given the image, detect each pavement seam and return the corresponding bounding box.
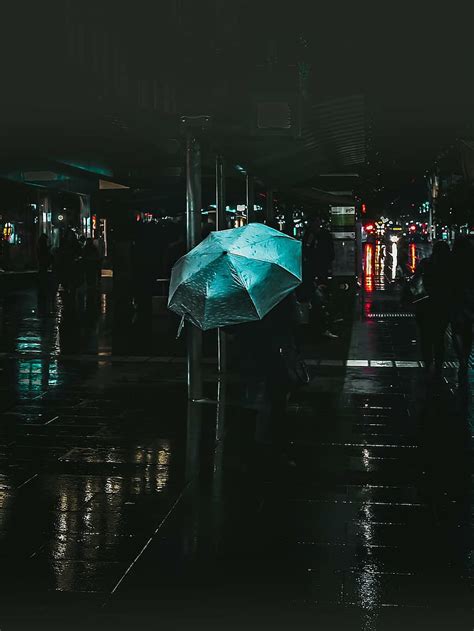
[108,483,190,597]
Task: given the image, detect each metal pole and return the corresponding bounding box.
[216,155,226,375]
[283,204,293,235]
[265,189,274,225]
[186,132,203,401]
[428,173,438,243]
[355,220,363,285]
[211,376,226,553]
[246,174,255,223]
[216,155,226,231]
[431,199,437,242]
[79,195,91,238]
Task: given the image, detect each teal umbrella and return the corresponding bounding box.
[168,223,302,330]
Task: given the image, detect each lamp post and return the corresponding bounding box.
[181,115,210,401]
[216,154,226,375]
[429,173,439,242]
[246,174,255,223]
[265,188,274,225]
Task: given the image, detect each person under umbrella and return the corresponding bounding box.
[168,223,305,469]
[168,223,302,330]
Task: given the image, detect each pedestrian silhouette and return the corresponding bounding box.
[82,238,101,291]
[37,233,52,311]
[450,236,474,386]
[413,241,452,379]
[55,229,83,301]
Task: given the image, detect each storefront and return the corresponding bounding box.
[0,181,38,270]
[0,180,85,270]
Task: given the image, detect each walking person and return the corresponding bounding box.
[412,241,452,380]
[232,291,305,469]
[82,238,102,291]
[37,234,51,285]
[55,229,83,300]
[450,236,474,386]
[37,233,52,312]
[301,217,338,338]
[303,216,335,286]
[396,234,410,280]
[0,235,10,271]
[132,222,159,325]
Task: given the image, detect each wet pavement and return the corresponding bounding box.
[0,247,472,630]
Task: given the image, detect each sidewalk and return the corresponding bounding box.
[0,282,472,630]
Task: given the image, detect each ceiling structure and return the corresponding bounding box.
[0,0,472,213]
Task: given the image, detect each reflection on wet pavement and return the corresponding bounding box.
[363,240,425,290]
[0,251,472,630]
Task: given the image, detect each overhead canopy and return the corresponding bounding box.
[0,0,472,204]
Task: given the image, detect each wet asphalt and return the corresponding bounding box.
[0,249,472,630]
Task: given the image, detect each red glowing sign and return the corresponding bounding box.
[409,243,416,273]
[365,223,375,232]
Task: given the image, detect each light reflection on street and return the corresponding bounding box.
[363,239,423,289]
[364,244,374,292]
[17,359,60,394]
[409,243,416,273]
[391,243,397,281]
[357,500,381,631]
[0,287,111,358]
[50,476,126,591]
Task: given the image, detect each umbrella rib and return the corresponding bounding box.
[199,254,261,326]
[228,254,301,320]
[169,251,222,302]
[227,256,262,320]
[169,224,302,329]
[228,252,302,282]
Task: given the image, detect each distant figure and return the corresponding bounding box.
[37,234,51,274]
[450,236,474,385]
[0,236,10,271]
[132,223,160,323]
[413,241,452,379]
[82,238,102,290]
[231,292,301,467]
[396,235,410,279]
[97,235,106,261]
[37,233,52,309]
[55,229,83,296]
[303,217,335,285]
[312,281,339,339]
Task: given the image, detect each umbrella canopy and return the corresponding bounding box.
[168,223,302,330]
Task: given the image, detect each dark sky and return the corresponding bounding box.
[1,0,472,180]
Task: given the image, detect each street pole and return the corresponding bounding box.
[246,174,255,223]
[79,195,91,238]
[216,154,226,375]
[429,173,439,243]
[428,204,433,243]
[265,188,274,225]
[216,155,226,231]
[183,121,205,401]
[431,198,437,242]
[283,203,293,235]
[355,219,363,285]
